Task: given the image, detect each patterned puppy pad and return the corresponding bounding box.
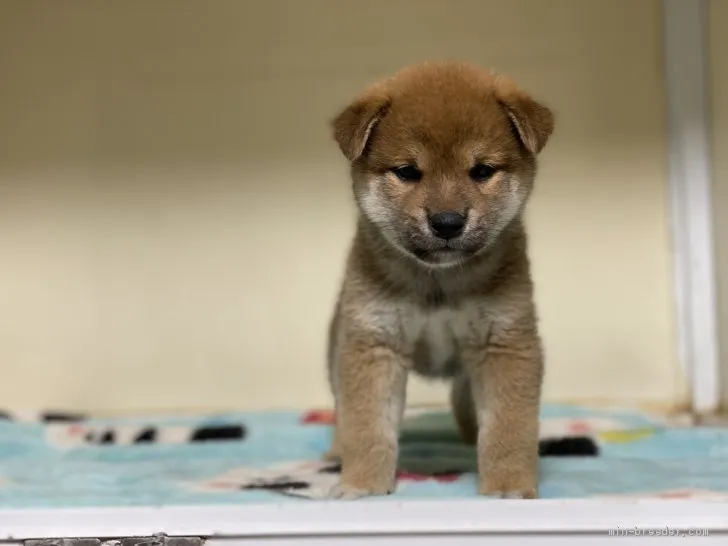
[0,404,727,508]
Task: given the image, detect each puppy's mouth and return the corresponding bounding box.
[411,244,473,266]
[399,226,486,267]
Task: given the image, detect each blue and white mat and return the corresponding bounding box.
[1,404,727,508]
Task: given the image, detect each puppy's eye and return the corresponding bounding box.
[469,164,497,182]
[391,165,423,182]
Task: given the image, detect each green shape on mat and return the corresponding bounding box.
[401,411,462,441]
[398,411,477,474]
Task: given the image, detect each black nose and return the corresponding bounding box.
[428,211,467,240]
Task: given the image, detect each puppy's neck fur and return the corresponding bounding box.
[351,213,528,310]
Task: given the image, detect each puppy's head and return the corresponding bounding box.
[332,62,554,267]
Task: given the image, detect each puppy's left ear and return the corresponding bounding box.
[494,76,554,155]
[332,89,390,162]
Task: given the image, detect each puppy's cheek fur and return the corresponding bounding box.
[474,176,529,248]
[356,176,419,253]
[357,182,390,228]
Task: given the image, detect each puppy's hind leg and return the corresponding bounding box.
[450,372,478,446]
[324,425,342,462]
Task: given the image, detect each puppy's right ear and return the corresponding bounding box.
[332,91,390,162]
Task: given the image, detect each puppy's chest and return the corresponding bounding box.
[403,306,489,378]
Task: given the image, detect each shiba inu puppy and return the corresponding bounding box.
[326,61,554,499]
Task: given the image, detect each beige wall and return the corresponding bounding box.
[0,0,682,413]
[710,1,728,409]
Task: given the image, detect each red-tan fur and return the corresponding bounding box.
[326,61,554,499]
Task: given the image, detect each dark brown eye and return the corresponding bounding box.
[392,165,423,182]
[469,164,497,182]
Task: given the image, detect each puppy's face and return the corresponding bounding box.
[333,62,554,267]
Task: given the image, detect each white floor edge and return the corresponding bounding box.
[0,499,727,540]
[199,537,726,545]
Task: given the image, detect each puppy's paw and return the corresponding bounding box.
[480,487,537,499]
[328,479,394,500]
[479,472,538,499]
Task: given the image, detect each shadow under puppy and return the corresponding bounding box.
[326,61,554,499]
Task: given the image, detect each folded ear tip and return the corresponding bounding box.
[331,92,390,162]
[494,77,554,155]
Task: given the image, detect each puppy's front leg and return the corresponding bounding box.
[463,320,543,499]
[330,342,408,500]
